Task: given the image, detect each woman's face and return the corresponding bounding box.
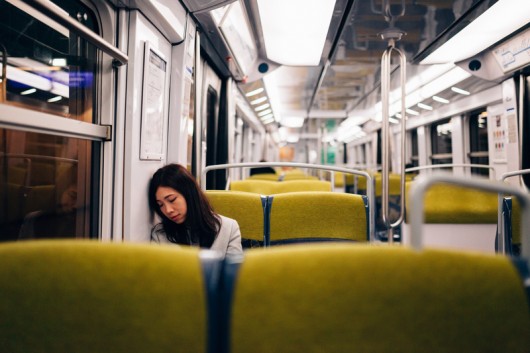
[155,186,188,224]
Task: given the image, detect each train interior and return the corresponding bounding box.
[0,0,530,351]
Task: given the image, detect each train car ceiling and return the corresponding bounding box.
[183,0,530,148]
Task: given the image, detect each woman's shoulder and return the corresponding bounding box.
[217,214,238,226]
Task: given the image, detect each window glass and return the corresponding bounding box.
[0,0,97,122]
[0,0,99,241]
[0,129,94,241]
[430,118,452,165]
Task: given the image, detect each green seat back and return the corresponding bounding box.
[206,190,265,242]
[0,240,207,353]
[230,244,530,353]
[230,180,277,194]
[405,182,498,223]
[269,192,367,242]
[230,180,332,194]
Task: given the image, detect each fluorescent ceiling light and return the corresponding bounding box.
[376,65,470,121]
[451,86,470,95]
[250,96,267,105]
[410,66,470,105]
[52,58,67,67]
[417,102,433,110]
[406,108,419,116]
[421,0,530,64]
[433,95,449,104]
[281,116,305,128]
[2,64,69,98]
[254,103,270,111]
[389,117,399,124]
[257,0,336,65]
[263,69,284,123]
[337,124,362,143]
[246,87,264,97]
[258,109,272,116]
[21,88,37,95]
[47,96,62,103]
[260,113,274,120]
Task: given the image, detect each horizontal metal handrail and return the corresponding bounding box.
[409,173,530,259]
[202,162,375,242]
[406,164,496,179]
[23,0,128,65]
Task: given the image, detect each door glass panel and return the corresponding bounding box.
[0,0,97,122]
[0,129,94,241]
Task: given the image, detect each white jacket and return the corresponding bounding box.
[151,215,243,257]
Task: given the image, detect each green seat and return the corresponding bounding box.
[268,191,368,244]
[230,180,332,194]
[229,244,530,353]
[0,240,209,353]
[206,190,266,245]
[405,183,498,223]
[246,173,279,181]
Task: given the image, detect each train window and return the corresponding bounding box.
[0,129,94,241]
[1,0,102,242]
[410,129,419,167]
[468,109,489,176]
[430,118,453,165]
[0,0,98,122]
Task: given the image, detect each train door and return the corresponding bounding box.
[0,0,116,241]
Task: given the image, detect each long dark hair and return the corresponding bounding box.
[148,164,220,247]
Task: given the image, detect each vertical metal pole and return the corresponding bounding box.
[381,45,392,242]
[380,42,407,243]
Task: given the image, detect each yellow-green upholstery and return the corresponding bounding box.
[230,244,530,353]
[329,172,356,188]
[230,180,332,194]
[405,182,498,223]
[276,180,331,193]
[269,192,367,242]
[0,240,207,353]
[206,190,265,242]
[230,180,277,194]
[282,173,318,181]
[247,173,279,181]
[374,172,403,197]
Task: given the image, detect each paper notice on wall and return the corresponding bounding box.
[140,42,167,160]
